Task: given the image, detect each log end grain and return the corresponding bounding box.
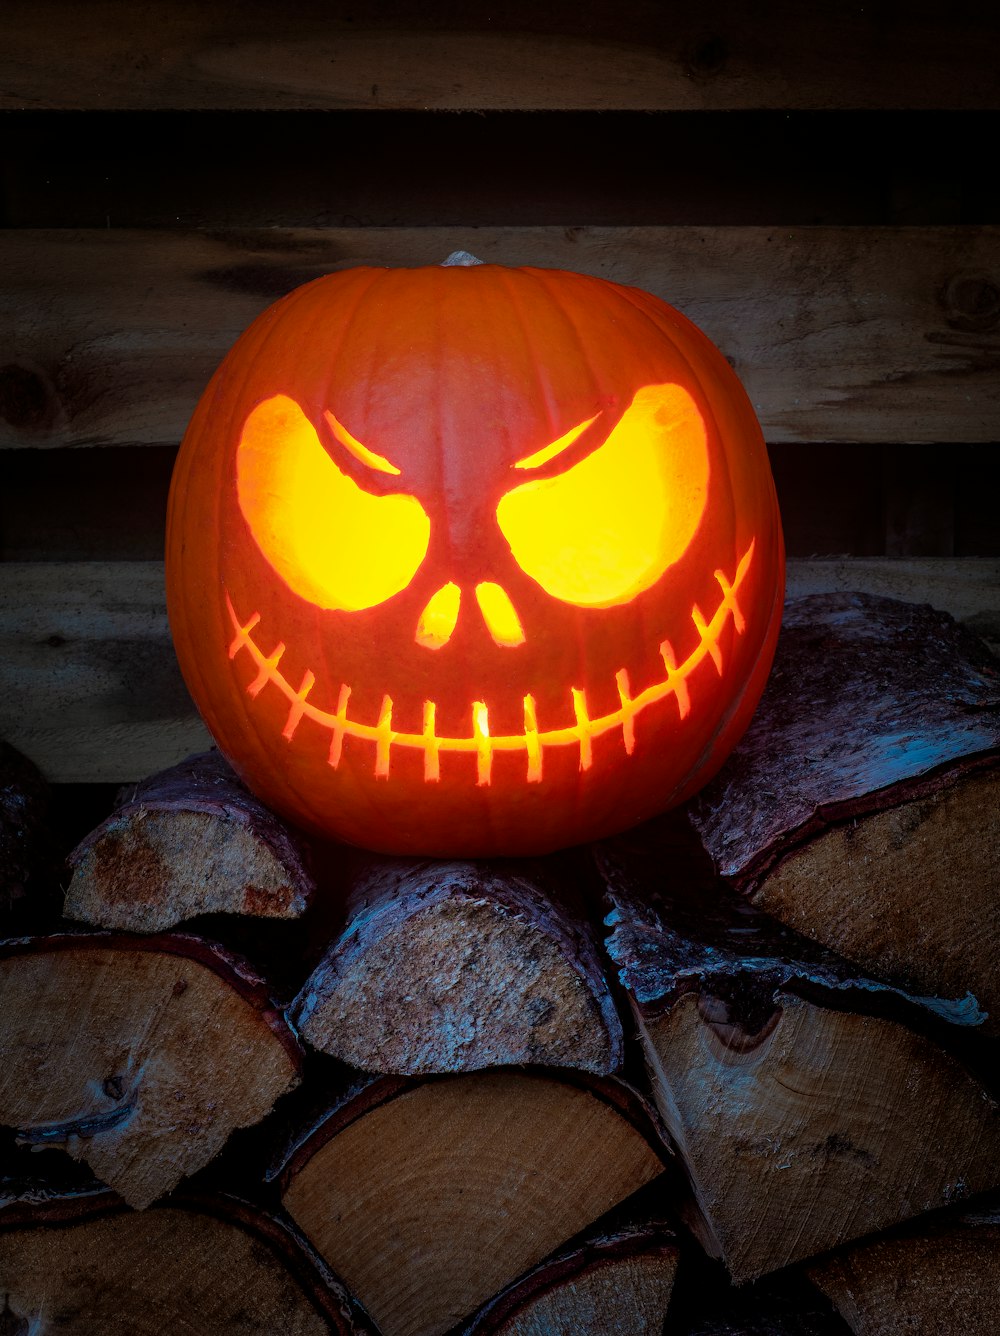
[0,1188,377,1334]
[0,934,303,1208]
[277,1070,668,1336]
[65,751,315,932]
[643,991,1000,1282]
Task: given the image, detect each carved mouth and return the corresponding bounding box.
[226,540,754,786]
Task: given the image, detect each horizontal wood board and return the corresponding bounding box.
[2,226,998,448]
[3,1,998,110]
[1,559,997,783]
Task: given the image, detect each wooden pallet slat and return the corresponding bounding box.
[3,1,998,111]
[1,227,998,449]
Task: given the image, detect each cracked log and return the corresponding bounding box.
[291,853,622,1075]
[271,1069,668,1336]
[593,816,1000,1282]
[460,1220,679,1335]
[0,1185,377,1334]
[64,750,315,933]
[687,593,1000,1033]
[0,933,303,1208]
[0,738,51,916]
[807,1198,1000,1336]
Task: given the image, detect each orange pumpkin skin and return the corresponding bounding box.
[166,264,784,856]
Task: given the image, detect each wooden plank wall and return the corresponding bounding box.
[1,1,999,787]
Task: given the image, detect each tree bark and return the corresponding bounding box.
[687,593,1000,1033]
[291,851,622,1075]
[65,750,315,933]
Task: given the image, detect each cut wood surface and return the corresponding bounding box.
[595,823,1000,1282]
[2,1,995,110]
[689,592,1000,1035]
[2,226,998,448]
[807,1200,1000,1336]
[273,1069,667,1336]
[0,1187,374,1335]
[0,934,302,1208]
[291,854,622,1076]
[0,738,50,914]
[65,749,315,932]
[460,1222,678,1336]
[1,559,997,786]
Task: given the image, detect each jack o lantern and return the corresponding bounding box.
[166,261,784,856]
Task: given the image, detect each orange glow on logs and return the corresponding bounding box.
[225,539,755,784]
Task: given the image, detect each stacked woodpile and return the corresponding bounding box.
[2,591,998,1333]
[2,4,998,1330]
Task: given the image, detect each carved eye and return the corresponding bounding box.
[236,395,430,611]
[496,383,710,608]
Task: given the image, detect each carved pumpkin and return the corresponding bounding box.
[166,262,784,856]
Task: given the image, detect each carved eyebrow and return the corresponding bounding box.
[324,409,402,476]
[513,412,601,471]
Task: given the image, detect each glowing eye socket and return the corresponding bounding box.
[496,383,710,609]
[236,395,430,611]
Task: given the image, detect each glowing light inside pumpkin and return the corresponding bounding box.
[416,582,462,649]
[324,408,402,475]
[225,539,754,785]
[513,411,600,471]
[475,582,526,647]
[497,383,709,608]
[236,381,709,627]
[236,395,429,611]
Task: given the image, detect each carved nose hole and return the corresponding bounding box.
[475,582,526,648]
[415,583,461,649]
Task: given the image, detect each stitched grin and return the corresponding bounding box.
[226,541,754,786]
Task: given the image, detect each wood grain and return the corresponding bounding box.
[0,1191,372,1335]
[1,227,998,448]
[278,1071,666,1336]
[808,1204,1000,1336]
[1,559,996,784]
[644,992,1000,1282]
[2,1,996,111]
[0,934,302,1208]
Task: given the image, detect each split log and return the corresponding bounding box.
[594,817,1000,1283]
[0,738,51,915]
[64,749,315,933]
[291,853,622,1076]
[0,1185,377,1334]
[459,1220,678,1335]
[688,592,1000,1033]
[271,1069,668,1336]
[0,933,303,1208]
[807,1198,1000,1336]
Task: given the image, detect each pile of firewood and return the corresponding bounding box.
[1,592,998,1335]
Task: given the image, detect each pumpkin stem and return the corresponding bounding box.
[441,250,484,267]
